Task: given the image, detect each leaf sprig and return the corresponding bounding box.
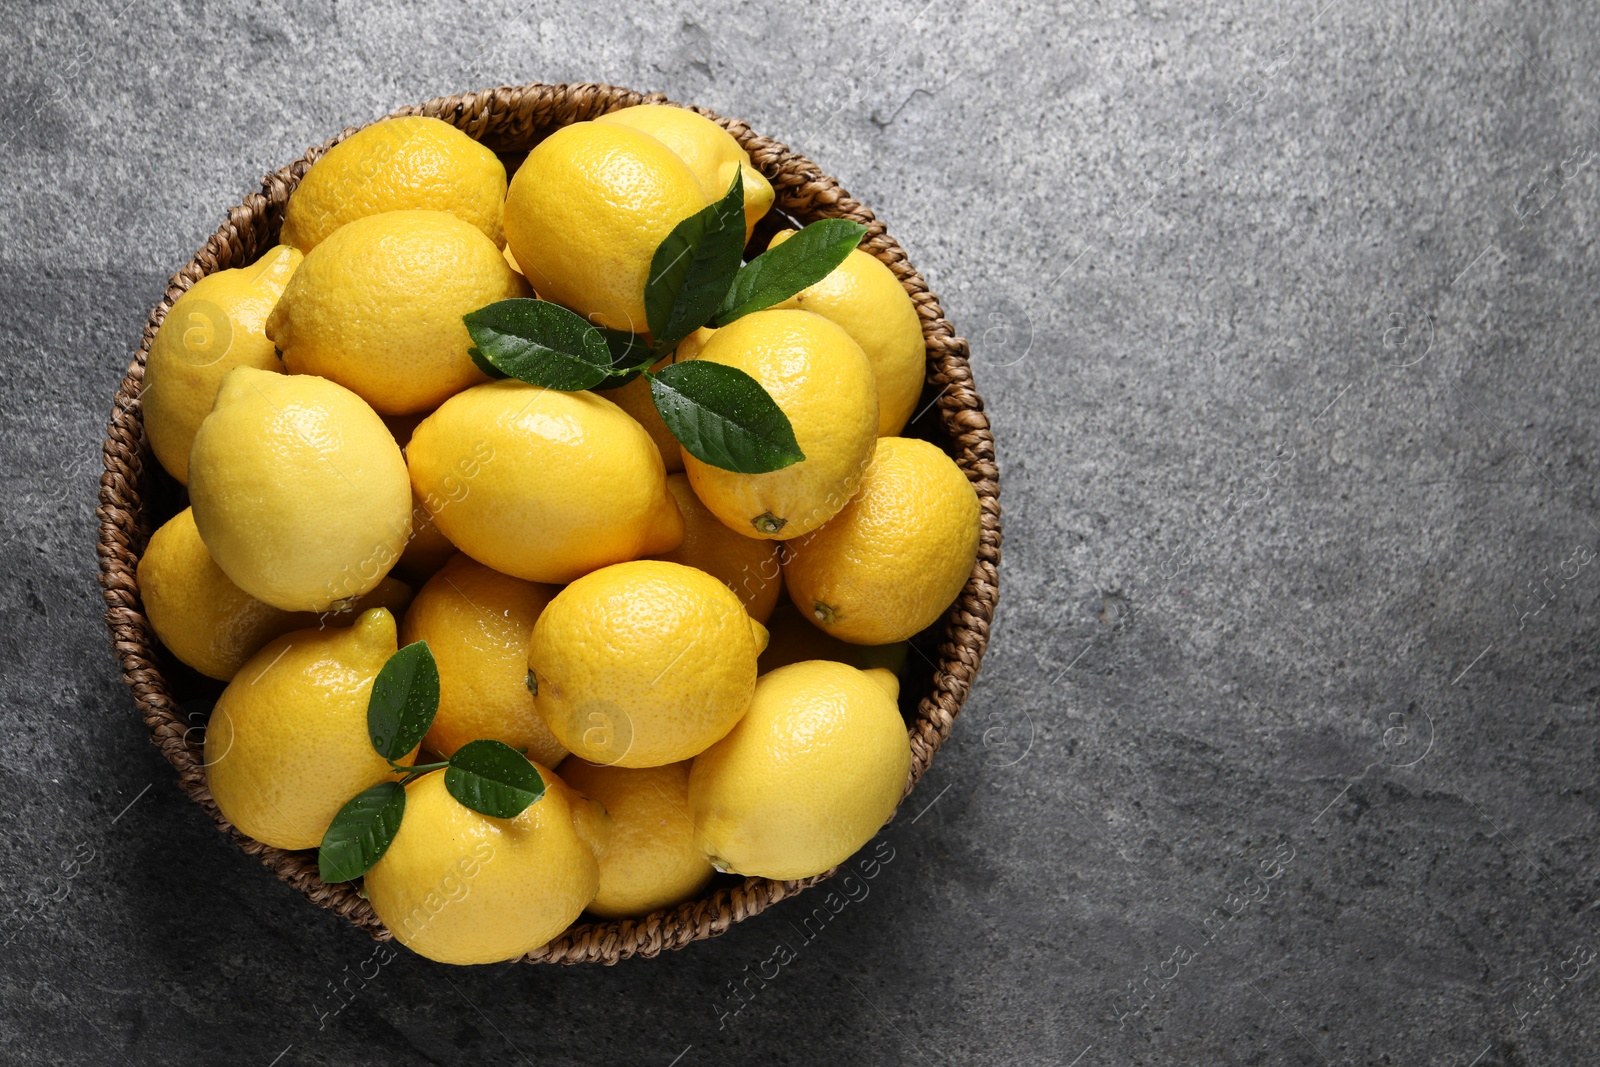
[316,641,548,883]
[465,175,866,474]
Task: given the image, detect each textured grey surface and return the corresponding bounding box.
[3,0,1599,1063]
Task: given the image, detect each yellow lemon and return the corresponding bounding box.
[502,121,709,332]
[383,412,460,584]
[139,507,412,681]
[188,367,412,612]
[783,437,980,644]
[280,116,508,251]
[674,326,716,362]
[559,758,713,918]
[767,229,926,436]
[528,560,767,768]
[605,356,682,475]
[203,608,415,850]
[604,326,713,474]
[682,310,877,540]
[595,104,774,239]
[142,245,301,484]
[363,767,607,965]
[689,660,911,880]
[398,553,566,765]
[394,494,458,583]
[650,473,780,623]
[266,209,530,415]
[406,380,682,584]
[757,599,908,677]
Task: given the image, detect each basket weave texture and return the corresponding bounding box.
[96,82,1000,964]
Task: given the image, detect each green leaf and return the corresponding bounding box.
[468,345,507,380]
[368,641,440,761]
[463,299,611,391]
[444,740,546,819]
[318,781,406,883]
[645,171,747,356]
[713,218,868,326]
[648,361,804,473]
[592,328,654,391]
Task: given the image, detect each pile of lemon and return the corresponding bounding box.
[136,107,981,966]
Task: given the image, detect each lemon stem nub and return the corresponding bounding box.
[811,602,838,625]
[752,512,787,535]
[525,669,538,696]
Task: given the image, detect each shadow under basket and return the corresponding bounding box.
[95,81,1001,965]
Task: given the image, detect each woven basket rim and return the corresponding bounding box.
[95,81,1001,965]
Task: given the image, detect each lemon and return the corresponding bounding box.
[142,245,301,484]
[650,474,780,623]
[188,367,412,612]
[266,209,530,415]
[203,608,415,850]
[689,660,911,880]
[383,412,460,583]
[395,496,457,583]
[398,553,566,765]
[528,560,767,768]
[558,758,713,918]
[279,116,509,252]
[502,121,708,333]
[605,327,714,474]
[595,104,774,239]
[674,326,716,362]
[606,356,682,475]
[363,767,607,965]
[139,507,412,681]
[767,229,926,436]
[407,380,682,585]
[757,599,908,677]
[682,310,878,540]
[783,437,980,644]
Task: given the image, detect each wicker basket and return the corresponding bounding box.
[95,82,1000,965]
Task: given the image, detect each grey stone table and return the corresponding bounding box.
[2,1,1597,1063]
